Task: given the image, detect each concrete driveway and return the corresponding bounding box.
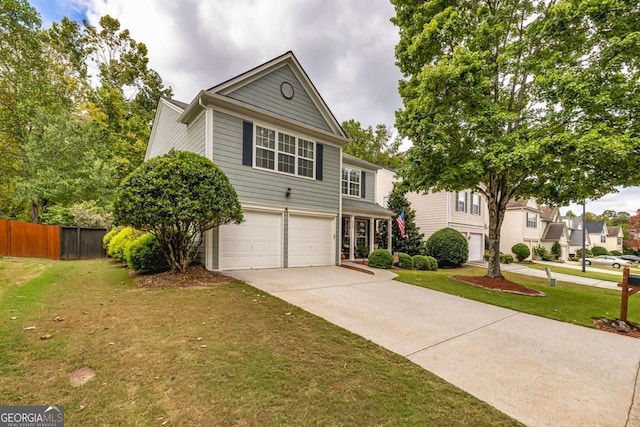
[228,265,640,427]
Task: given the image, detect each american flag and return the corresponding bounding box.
[396,210,407,238]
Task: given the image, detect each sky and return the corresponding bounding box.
[28,0,640,216]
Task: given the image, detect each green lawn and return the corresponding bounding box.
[395,266,640,328]
[522,262,640,282]
[0,257,520,426]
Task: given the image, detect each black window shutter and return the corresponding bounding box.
[316,143,323,181]
[455,192,460,212]
[242,121,253,166]
[361,171,366,198]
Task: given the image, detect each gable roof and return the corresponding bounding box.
[569,229,589,246]
[161,96,188,110]
[342,153,381,171]
[608,226,621,237]
[585,221,606,234]
[542,223,566,241]
[540,206,559,222]
[506,198,541,212]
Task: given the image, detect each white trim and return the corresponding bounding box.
[252,122,317,180]
[341,167,361,197]
[205,106,213,161]
[287,208,337,218]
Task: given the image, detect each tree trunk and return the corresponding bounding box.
[486,190,507,279]
[31,200,39,224]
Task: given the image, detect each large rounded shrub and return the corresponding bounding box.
[590,246,609,256]
[125,233,169,274]
[397,252,413,269]
[424,227,468,267]
[103,226,123,250]
[576,248,593,259]
[108,227,142,262]
[368,249,394,269]
[511,243,530,262]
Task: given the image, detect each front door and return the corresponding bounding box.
[355,218,369,258]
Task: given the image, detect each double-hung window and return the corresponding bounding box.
[526,212,537,228]
[342,168,360,197]
[456,191,467,212]
[255,125,314,178]
[471,193,481,215]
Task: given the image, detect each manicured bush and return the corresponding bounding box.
[108,227,142,262]
[511,243,530,262]
[397,252,413,269]
[610,250,622,256]
[424,227,468,267]
[533,245,552,261]
[412,255,430,270]
[551,241,562,260]
[576,248,593,259]
[103,226,123,250]
[368,249,394,269]
[570,256,579,262]
[125,233,169,274]
[500,253,514,264]
[591,246,609,256]
[425,256,438,271]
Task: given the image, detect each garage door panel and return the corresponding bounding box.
[219,211,282,270]
[468,233,482,261]
[289,215,335,267]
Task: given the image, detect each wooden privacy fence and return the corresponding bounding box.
[0,219,106,260]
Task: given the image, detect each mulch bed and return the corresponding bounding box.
[131,265,233,289]
[452,275,545,297]
[592,318,640,339]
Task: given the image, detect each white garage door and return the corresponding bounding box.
[219,210,282,270]
[288,215,335,267]
[468,233,483,261]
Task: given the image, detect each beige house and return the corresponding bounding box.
[585,222,608,250]
[606,226,624,253]
[562,215,592,257]
[375,169,487,261]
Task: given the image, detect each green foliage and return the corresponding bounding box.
[41,201,113,228]
[341,119,404,169]
[533,245,552,261]
[551,241,563,260]
[391,0,640,278]
[610,250,622,256]
[367,249,394,269]
[125,233,169,274]
[114,150,243,273]
[103,226,123,250]
[376,183,424,255]
[576,248,593,259]
[500,253,514,264]
[426,256,438,271]
[40,205,75,226]
[590,246,609,256]
[397,252,413,269]
[107,227,142,262]
[511,243,531,262]
[424,228,468,267]
[412,255,429,270]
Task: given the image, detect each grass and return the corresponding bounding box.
[0,258,520,426]
[522,262,640,282]
[395,266,640,328]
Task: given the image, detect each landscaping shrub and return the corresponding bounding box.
[103,226,123,250]
[576,248,593,259]
[551,241,562,260]
[424,227,468,267]
[500,253,514,264]
[108,227,142,262]
[125,233,168,274]
[591,246,609,256]
[570,257,579,262]
[425,256,438,271]
[610,250,622,256]
[412,255,429,270]
[533,245,552,261]
[368,249,394,269]
[511,243,530,262]
[397,252,413,269]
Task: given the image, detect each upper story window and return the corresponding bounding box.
[342,168,361,197]
[601,234,607,244]
[255,125,314,178]
[382,196,389,209]
[471,193,481,215]
[456,191,467,212]
[526,212,537,228]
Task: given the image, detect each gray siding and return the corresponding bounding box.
[226,65,332,132]
[342,160,376,204]
[184,112,206,156]
[212,111,340,213]
[146,103,188,159]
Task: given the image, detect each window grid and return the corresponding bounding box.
[254,125,314,179]
[342,168,360,197]
[471,193,481,215]
[526,213,537,228]
[457,192,467,212]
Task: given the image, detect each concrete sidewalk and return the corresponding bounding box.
[469,260,621,290]
[228,265,640,427]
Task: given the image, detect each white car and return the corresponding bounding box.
[584,255,634,268]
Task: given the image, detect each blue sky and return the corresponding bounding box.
[29,0,87,26]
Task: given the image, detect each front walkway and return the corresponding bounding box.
[227,266,640,427]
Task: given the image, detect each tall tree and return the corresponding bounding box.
[341,119,404,169]
[376,183,424,255]
[392,0,640,278]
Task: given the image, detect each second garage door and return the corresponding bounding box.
[468,233,483,261]
[219,210,282,270]
[288,215,335,267]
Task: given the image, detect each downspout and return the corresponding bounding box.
[200,96,215,271]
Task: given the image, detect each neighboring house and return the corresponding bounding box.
[562,215,592,257]
[539,206,570,260]
[606,226,624,253]
[146,51,392,270]
[585,221,608,250]
[375,171,487,261]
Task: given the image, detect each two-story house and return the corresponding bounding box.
[562,215,592,257]
[606,226,624,253]
[585,221,608,250]
[146,51,391,270]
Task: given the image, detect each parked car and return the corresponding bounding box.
[620,254,640,263]
[584,255,634,268]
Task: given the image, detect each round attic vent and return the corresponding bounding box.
[280,81,294,99]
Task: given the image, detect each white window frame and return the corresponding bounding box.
[601,234,606,244]
[456,191,467,212]
[471,193,481,215]
[253,124,315,179]
[526,212,537,228]
[342,167,361,197]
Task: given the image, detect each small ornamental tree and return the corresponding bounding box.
[551,241,563,260]
[113,150,243,273]
[511,243,530,262]
[376,183,424,255]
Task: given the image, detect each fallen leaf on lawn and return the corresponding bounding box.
[284,312,292,316]
[200,345,208,348]
[10,317,16,320]
[40,334,53,340]
[54,316,65,322]
[197,337,202,341]
[23,326,36,330]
